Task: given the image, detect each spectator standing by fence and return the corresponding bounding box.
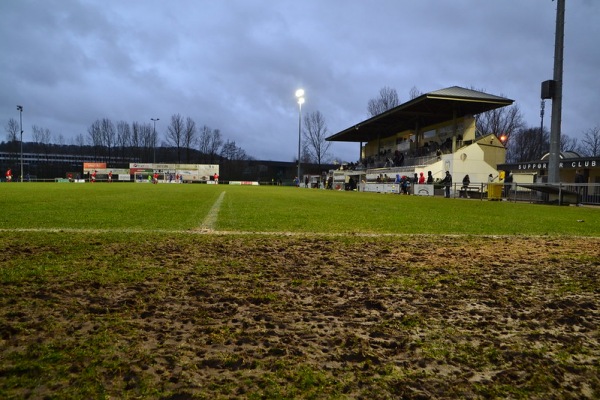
[504,172,513,198]
[575,170,585,205]
[461,174,471,198]
[442,171,452,198]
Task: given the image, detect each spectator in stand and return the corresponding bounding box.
[427,171,434,184]
[418,172,425,184]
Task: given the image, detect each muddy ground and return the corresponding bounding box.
[0,234,599,399]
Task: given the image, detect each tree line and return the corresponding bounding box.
[4,111,336,167]
[3,114,251,166]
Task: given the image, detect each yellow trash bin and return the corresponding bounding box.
[487,183,503,200]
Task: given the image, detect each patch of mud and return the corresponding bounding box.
[0,235,599,398]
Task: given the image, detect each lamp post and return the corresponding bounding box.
[17,105,23,182]
[151,118,159,164]
[295,89,305,183]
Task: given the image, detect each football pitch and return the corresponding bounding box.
[1,183,599,399]
[1,183,599,235]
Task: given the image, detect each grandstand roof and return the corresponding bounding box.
[326,86,514,143]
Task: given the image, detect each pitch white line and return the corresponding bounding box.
[199,191,226,231]
[0,228,596,239]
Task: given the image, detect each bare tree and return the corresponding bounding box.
[198,125,223,164]
[4,118,20,159]
[54,133,65,146]
[303,110,331,165]
[183,117,197,163]
[220,140,247,160]
[101,118,116,162]
[87,120,102,159]
[73,133,85,148]
[507,127,549,163]
[166,114,185,163]
[409,86,422,100]
[560,134,578,153]
[116,121,131,160]
[476,102,525,143]
[208,129,223,164]
[140,123,155,162]
[367,86,400,117]
[131,122,142,149]
[32,125,52,161]
[5,118,19,142]
[300,144,312,164]
[198,125,212,156]
[579,126,600,157]
[32,125,51,145]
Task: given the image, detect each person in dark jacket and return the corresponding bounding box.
[461,174,471,198]
[441,171,452,198]
[426,171,434,184]
[575,170,585,205]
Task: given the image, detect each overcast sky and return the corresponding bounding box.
[2,0,599,162]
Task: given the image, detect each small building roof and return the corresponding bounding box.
[326,86,514,143]
[540,151,581,160]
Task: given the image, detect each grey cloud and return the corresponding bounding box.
[1,0,599,162]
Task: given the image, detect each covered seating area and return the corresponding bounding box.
[326,86,514,191]
[327,86,514,169]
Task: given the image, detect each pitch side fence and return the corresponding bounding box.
[448,182,600,206]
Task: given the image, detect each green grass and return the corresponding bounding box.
[0,183,598,235]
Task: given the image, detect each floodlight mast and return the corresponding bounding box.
[17,105,23,182]
[548,0,565,184]
[151,118,159,164]
[295,89,305,183]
